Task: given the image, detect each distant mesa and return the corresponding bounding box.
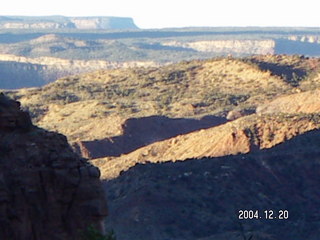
[0,15,139,29]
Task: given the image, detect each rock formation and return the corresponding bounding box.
[0,93,107,240]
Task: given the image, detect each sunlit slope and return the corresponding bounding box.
[94,113,320,179]
[8,57,300,141]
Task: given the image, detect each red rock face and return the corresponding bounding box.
[0,94,107,240]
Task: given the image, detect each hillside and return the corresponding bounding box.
[257,89,320,114]
[103,129,320,240]
[5,56,297,139]
[5,55,320,148]
[94,113,320,179]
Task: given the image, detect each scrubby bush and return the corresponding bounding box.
[81,225,116,240]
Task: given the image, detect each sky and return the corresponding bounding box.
[0,0,319,29]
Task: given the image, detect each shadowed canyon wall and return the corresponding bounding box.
[0,94,108,239]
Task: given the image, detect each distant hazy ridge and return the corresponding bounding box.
[0,16,138,29]
[0,26,319,89]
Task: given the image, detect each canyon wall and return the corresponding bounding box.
[0,94,108,239]
[163,39,276,55]
[0,54,157,89]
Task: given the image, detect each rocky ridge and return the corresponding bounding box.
[0,94,107,239]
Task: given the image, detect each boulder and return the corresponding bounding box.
[226,108,255,121]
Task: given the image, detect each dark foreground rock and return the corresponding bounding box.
[0,93,107,240]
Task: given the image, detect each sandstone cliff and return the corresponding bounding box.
[288,35,320,43]
[163,39,275,55]
[0,94,107,239]
[0,54,157,89]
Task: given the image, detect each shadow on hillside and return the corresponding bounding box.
[104,129,320,240]
[74,115,226,159]
[251,59,307,87]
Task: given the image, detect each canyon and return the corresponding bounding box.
[1,22,320,239]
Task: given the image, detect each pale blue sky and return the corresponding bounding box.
[1,0,319,29]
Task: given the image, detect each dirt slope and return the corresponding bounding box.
[73,115,226,159]
[257,89,320,114]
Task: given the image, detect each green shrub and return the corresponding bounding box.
[81,225,116,240]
